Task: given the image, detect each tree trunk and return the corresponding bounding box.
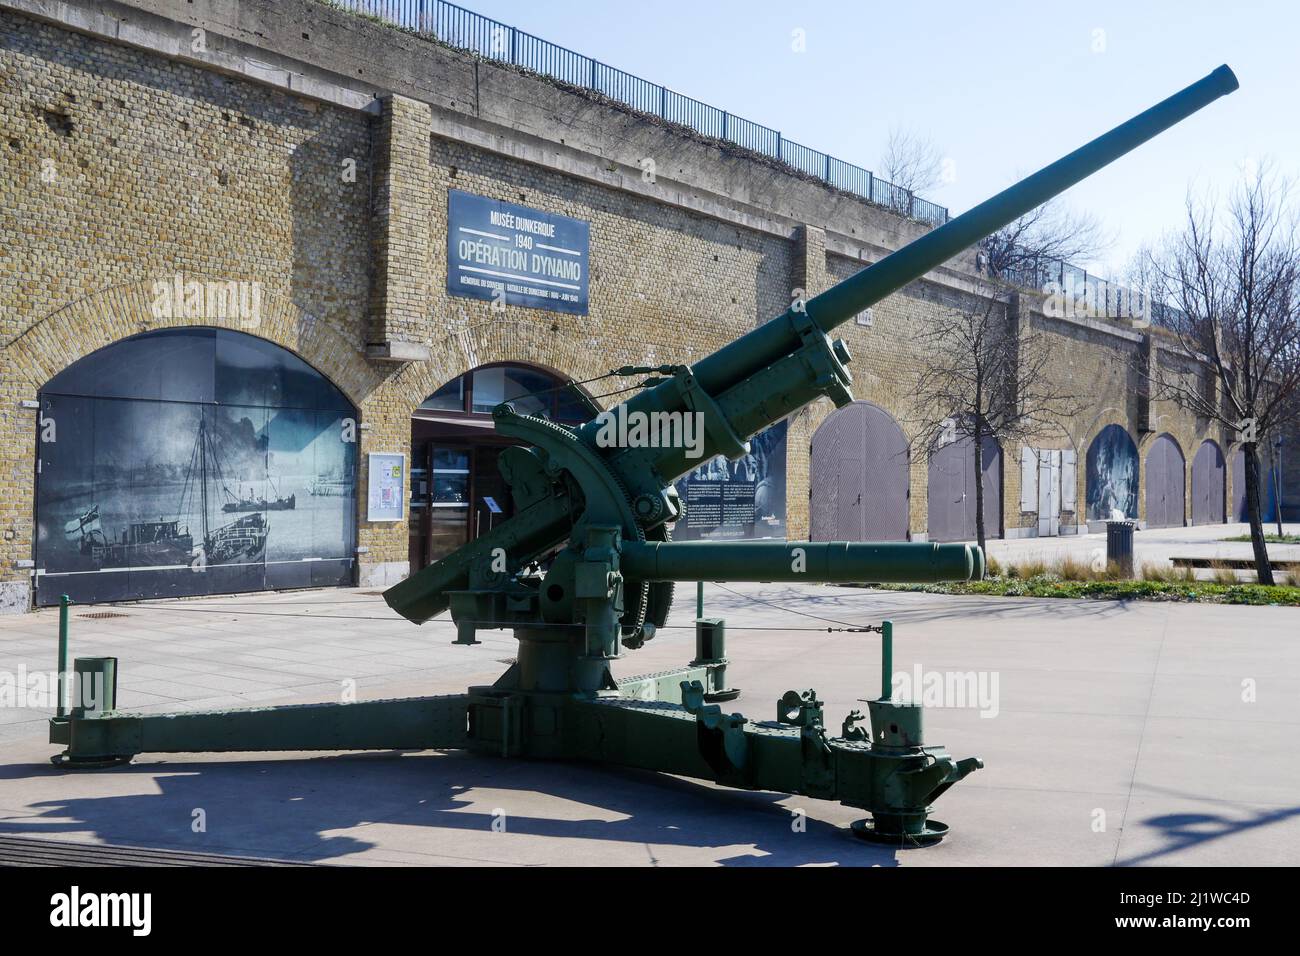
[1244,442,1275,585]
[1272,443,1284,538]
[973,423,987,554]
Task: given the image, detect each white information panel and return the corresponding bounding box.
[366,452,406,522]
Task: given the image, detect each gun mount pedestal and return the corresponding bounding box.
[48,67,1237,850]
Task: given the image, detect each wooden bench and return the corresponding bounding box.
[1170,556,1300,571]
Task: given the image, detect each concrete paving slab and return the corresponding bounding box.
[1112,793,1300,867]
[2,583,1298,865]
[1130,716,1300,807]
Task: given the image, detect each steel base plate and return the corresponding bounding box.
[850,817,949,847]
[703,688,741,702]
[50,753,134,770]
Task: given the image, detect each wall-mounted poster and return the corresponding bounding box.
[34,328,359,605]
[671,421,788,541]
[367,453,406,522]
[1086,424,1139,520]
[446,189,590,315]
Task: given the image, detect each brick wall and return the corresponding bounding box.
[0,2,1243,612]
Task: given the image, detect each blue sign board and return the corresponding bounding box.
[446,189,590,315]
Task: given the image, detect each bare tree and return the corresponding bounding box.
[908,282,1082,552]
[1142,163,1300,584]
[978,199,1109,284]
[880,126,943,212]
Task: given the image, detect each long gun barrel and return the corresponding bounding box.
[575,65,1239,484]
[620,540,984,584]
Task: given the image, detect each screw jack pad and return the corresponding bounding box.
[703,688,741,702]
[50,753,133,770]
[851,817,949,847]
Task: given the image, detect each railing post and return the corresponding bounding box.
[722,111,728,141]
[56,593,70,717]
[659,85,666,119]
[776,130,782,162]
[509,25,516,65]
[880,619,893,700]
[589,58,596,91]
[824,153,830,183]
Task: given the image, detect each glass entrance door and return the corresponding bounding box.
[409,443,472,570]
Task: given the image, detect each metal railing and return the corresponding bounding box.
[328,0,950,225]
[332,1,1168,314]
[992,253,1183,328]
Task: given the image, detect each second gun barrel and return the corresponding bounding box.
[620,539,984,585]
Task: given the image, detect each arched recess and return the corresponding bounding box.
[396,317,696,424]
[809,401,909,542]
[1086,424,1138,521]
[3,276,375,405]
[409,362,594,569]
[34,327,359,605]
[1231,446,1279,523]
[926,426,1002,542]
[1191,440,1226,525]
[1144,433,1186,529]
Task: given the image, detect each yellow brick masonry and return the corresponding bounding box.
[0,7,1234,608]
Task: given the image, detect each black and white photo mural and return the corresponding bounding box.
[1085,424,1139,521]
[34,328,358,605]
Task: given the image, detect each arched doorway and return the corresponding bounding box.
[1191,440,1226,525]
[1144,434,1186,529]
[809,401,909,541]
[1086,424,1138,522]
[926,428,1002,542]
[409,363,592,569]
[34,328,358,605]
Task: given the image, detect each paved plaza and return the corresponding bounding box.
[1,577,1297,866]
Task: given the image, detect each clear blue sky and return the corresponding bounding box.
[466,0,1296,278]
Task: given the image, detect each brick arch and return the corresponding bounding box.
[392,318,698,417]
[1137,423,1196,461]
[3,275,377,407]
[420,358,594,403]
[1075,407,1130,456]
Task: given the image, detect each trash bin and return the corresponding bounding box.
[1106,520,1136,577]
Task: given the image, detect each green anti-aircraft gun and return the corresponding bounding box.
[49,67,1237,846]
